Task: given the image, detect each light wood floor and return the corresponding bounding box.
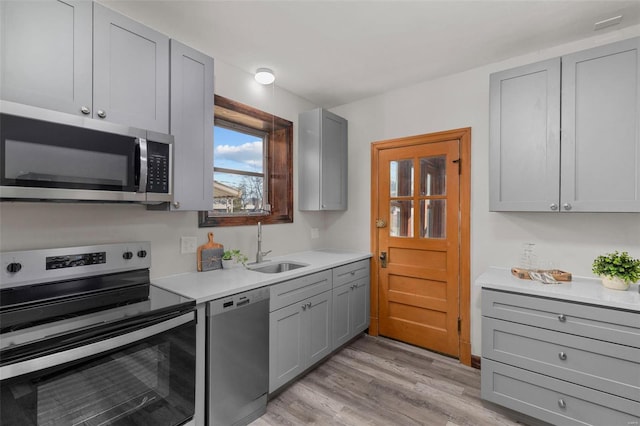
[252,334,534,426]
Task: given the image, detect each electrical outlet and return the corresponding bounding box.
[181,236,197,254]
[310,228,320,239]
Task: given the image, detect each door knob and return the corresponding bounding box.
[550,203,558,211]
[379,252,387,268]
[97,110,107,118]
[563,203,572,211]
[80,106,91,115]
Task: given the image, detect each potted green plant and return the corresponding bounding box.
[592,251,640,291]
[222,249,248,269]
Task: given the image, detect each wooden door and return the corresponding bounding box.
[372,129,470,360]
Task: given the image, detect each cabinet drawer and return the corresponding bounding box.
[270,270,332,312]
[483,317,640,401]
[482,359,640,426]
[332,259,370,288]
[482,289,640,347]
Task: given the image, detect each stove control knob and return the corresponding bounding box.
[6,262,22,273]
[137,250,148,258]
[123,251,134,260]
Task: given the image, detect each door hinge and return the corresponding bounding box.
[452,158,461,175]
[457,317,461,334]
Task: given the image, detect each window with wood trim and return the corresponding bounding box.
[198,95,293,227]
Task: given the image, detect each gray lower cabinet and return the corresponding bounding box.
[299,108,348,211]
[332,260,371,349]
[167,40,214,211]
[269,270,333,393]
[0,0,93,116]
[269,290,332,393]
[481,288,640,426]
[1,1,170,133]
[490,37,640,212]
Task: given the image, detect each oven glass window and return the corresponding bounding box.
[1,321,195,426]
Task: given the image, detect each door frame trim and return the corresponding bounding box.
[369,127,471,366]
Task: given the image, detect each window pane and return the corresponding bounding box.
[420,156,446,196]
[390,200,413,237]
[213,126,263,173]
[213,172,264,213]
[390,159,413,197]
[420,199,446,238]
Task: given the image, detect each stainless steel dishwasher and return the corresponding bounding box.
[207,286,270,426]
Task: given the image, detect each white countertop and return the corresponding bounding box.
[476,267,640,312]
[152,250,372,304]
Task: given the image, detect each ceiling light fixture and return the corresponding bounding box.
[255,68,275,85]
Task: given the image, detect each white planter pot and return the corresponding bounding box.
[601,275,630,291]
[222,259,235,269]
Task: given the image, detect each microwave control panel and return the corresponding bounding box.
[147,142,170,193]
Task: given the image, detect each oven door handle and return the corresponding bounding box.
[0,311,194,381]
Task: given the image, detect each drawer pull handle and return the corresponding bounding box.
[558,314,567,322]
[558,352,567,361]
[558,398,566,409]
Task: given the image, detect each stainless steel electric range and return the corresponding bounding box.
[0,242,196,426]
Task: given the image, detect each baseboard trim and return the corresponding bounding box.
[471,355,481,370]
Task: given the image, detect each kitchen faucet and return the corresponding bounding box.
[256,222,271,263]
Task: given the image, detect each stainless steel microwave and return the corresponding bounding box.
[0,102,173,203]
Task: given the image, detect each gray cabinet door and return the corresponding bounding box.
[299,108,348,211]
[93,3,169,133]
[269,302,305,393]
[320,110,348,210]
[0,0,92,116]
[351,278,370,335]
[306,291,332,366]
[332,283,352,350]
[489,58,561,212]
[169,40,214,211]
[561,37,640,212]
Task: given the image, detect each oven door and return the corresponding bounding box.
[0,310,196,426]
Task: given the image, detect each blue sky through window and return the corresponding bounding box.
[214,126,264,188]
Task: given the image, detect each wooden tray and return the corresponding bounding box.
[511,267,572,281]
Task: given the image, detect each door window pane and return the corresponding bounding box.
[390,200,414,237]
[420,156,446,196]
[420,199,446,238]
[390,159,413,197]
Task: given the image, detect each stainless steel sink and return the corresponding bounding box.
[249,261,308,274]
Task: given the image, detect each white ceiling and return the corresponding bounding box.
[102,1,640,108]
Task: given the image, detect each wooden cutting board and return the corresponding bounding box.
[197,232,223,272]
[511,267,572,281]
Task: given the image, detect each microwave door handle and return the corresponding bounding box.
[0,311,194,381]
[138,137,148,193]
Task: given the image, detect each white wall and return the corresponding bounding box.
[326,25,640,356]
[0,55,324,278]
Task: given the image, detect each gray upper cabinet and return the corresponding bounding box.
[168,40,214,211]
[299,108,348,211]
[1,1,169,133]
[561,38,640,212]
[93,3,169,133]
[0,1,93,115]
[490,37,640,213]
[489,59,561,212]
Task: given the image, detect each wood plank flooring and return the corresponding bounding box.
[252,334,536,426]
